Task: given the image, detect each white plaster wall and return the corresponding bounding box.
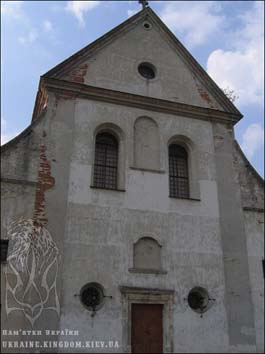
[60,204,229,353]
[58,98,231,353]
[68,99,218,214]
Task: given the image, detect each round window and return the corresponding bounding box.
[187,287,209,313]
[80,283,105,311]
[143,21,152,30]
[138,62,156,79]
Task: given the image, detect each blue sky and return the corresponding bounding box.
[1,1,264,176]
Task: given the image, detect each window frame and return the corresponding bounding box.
[93,132,119,191]
[168,143,190,199]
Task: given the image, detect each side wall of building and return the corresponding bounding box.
[1,118,44,351]
[0,99,74,353]
[233,144,264,353]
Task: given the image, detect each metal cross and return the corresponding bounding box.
[139,0,149,10]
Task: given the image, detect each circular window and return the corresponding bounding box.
[138,62,156,80]
[80,283,104,311]
[143,21,152,30]
[187,287,209,313]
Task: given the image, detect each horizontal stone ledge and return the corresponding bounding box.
[1,177,38,186]
[119,286,174,295]
[129,268,167,275]
[90,185,126,192]
[169,195,201,202]
[130,167,166,174]
[42,77,241,125]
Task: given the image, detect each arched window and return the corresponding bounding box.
[169,144,189,198]
[93,132,118,190]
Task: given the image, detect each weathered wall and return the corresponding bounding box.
[243,211,264,353]
[1,183,36,353]
[233,142,264,210]
[233,143,264,352]
[1,92,263,353]
[1,129,40,183]
[1,115,46,255]
[56,97,230,353]
[1,11,263,351]
[1,118,43,353]
[0,95,75,353]
[213,123,257,353]
[63,20,222,111]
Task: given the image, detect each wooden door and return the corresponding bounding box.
[131,303,163,354]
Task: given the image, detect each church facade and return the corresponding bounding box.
[1,7,264,354]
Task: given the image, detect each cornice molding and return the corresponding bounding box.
[43,77,241,125]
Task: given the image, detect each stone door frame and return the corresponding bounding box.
[119,286,174,353]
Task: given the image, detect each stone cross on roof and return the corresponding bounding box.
[139,0,149,10]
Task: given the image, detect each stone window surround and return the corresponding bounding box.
[119,286,175,353]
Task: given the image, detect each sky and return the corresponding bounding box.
[1,0,264,177]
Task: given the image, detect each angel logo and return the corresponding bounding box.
[4,218,60,326]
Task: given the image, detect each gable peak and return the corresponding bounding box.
[42,6,242,118]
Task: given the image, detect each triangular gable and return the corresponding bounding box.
[43,7,242,117]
